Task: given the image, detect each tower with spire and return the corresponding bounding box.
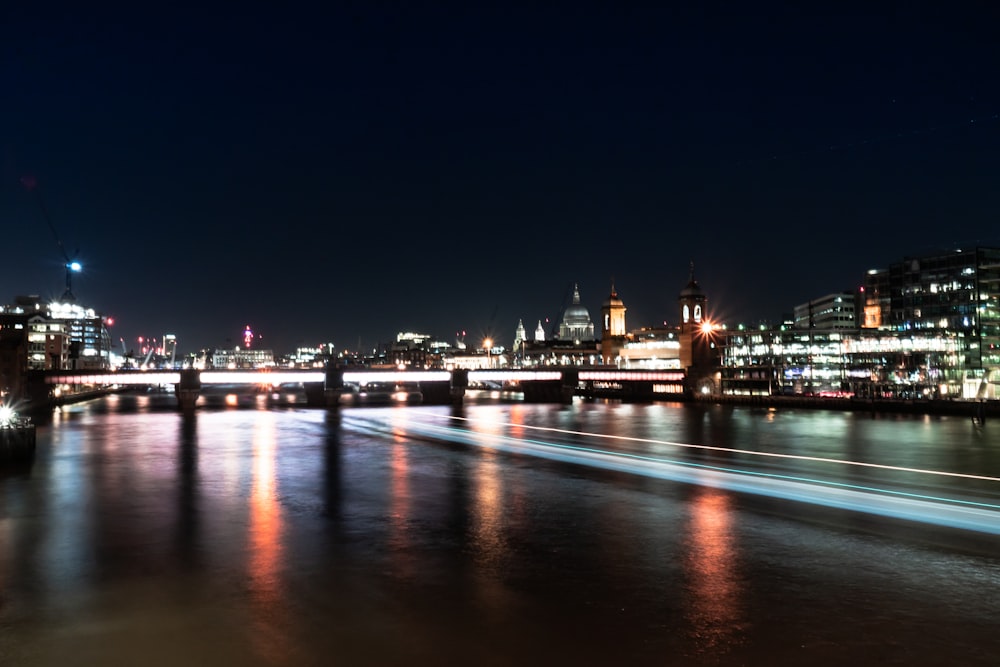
[677,261,718,389]
[514,319,527,362]
[678,261,707,335]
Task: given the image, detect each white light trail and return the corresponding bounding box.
[443,415,1000,484]
[345,413,1000,536]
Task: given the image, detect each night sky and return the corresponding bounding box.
[2,4,998,355]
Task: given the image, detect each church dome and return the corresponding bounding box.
[559,284,595,342]
[563,302,591,324]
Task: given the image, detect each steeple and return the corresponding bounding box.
[678,260,706,334]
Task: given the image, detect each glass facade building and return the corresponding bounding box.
[720,247,1000,399]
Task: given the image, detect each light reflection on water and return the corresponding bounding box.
[2,397,1000,665]
[247,412,292,663]
[684,487,745,659]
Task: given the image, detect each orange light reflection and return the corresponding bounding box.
[247,415,293,662]
[684,487,745,656]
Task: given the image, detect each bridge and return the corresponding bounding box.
[28,367,688,411]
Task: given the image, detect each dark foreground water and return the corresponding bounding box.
[2,394,1000,666]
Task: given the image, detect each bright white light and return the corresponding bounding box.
[0,406,13,425]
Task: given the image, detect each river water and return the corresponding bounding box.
[2,393,1000,666]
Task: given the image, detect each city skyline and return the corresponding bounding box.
[2,4,998,352]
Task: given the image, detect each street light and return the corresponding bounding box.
[483,338,493,368]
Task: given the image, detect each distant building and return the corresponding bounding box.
[793,292,859,330]
[212,347,275,369]
[391,331,449,369]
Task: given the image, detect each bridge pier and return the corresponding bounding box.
[560,369,578,404]
[305,364,344,408]
[176,368,201,412]
[324,365,344,408]
[450,368,468,407]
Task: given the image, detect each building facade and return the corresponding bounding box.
[720,247,1000,399]
[793,292,859,330]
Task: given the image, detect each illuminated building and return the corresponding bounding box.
[27,316,69,371]
[211,346,275,369]
[793,292,859,330]
[163,334,177,362]
[720,247,1000,399]
[557,284,595,343]
[0,295,111,401]
[391,332,451,369]
[600,284,626,365]
[0,296,112,372]
[618,327,681,370]
[865,247,1000,369]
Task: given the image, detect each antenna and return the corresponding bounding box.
[21,177,81,301]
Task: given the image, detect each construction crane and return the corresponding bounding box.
[21,177,82,301]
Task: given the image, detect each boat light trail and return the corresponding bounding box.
[345,413,1000,536]
[442,415,1000,484]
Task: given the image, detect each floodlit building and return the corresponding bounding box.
[600,284,627,365]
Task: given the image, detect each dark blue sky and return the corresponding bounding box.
[2,3,998,354]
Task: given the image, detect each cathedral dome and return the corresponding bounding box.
[563,302,592,324]
[559,284,595,342]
